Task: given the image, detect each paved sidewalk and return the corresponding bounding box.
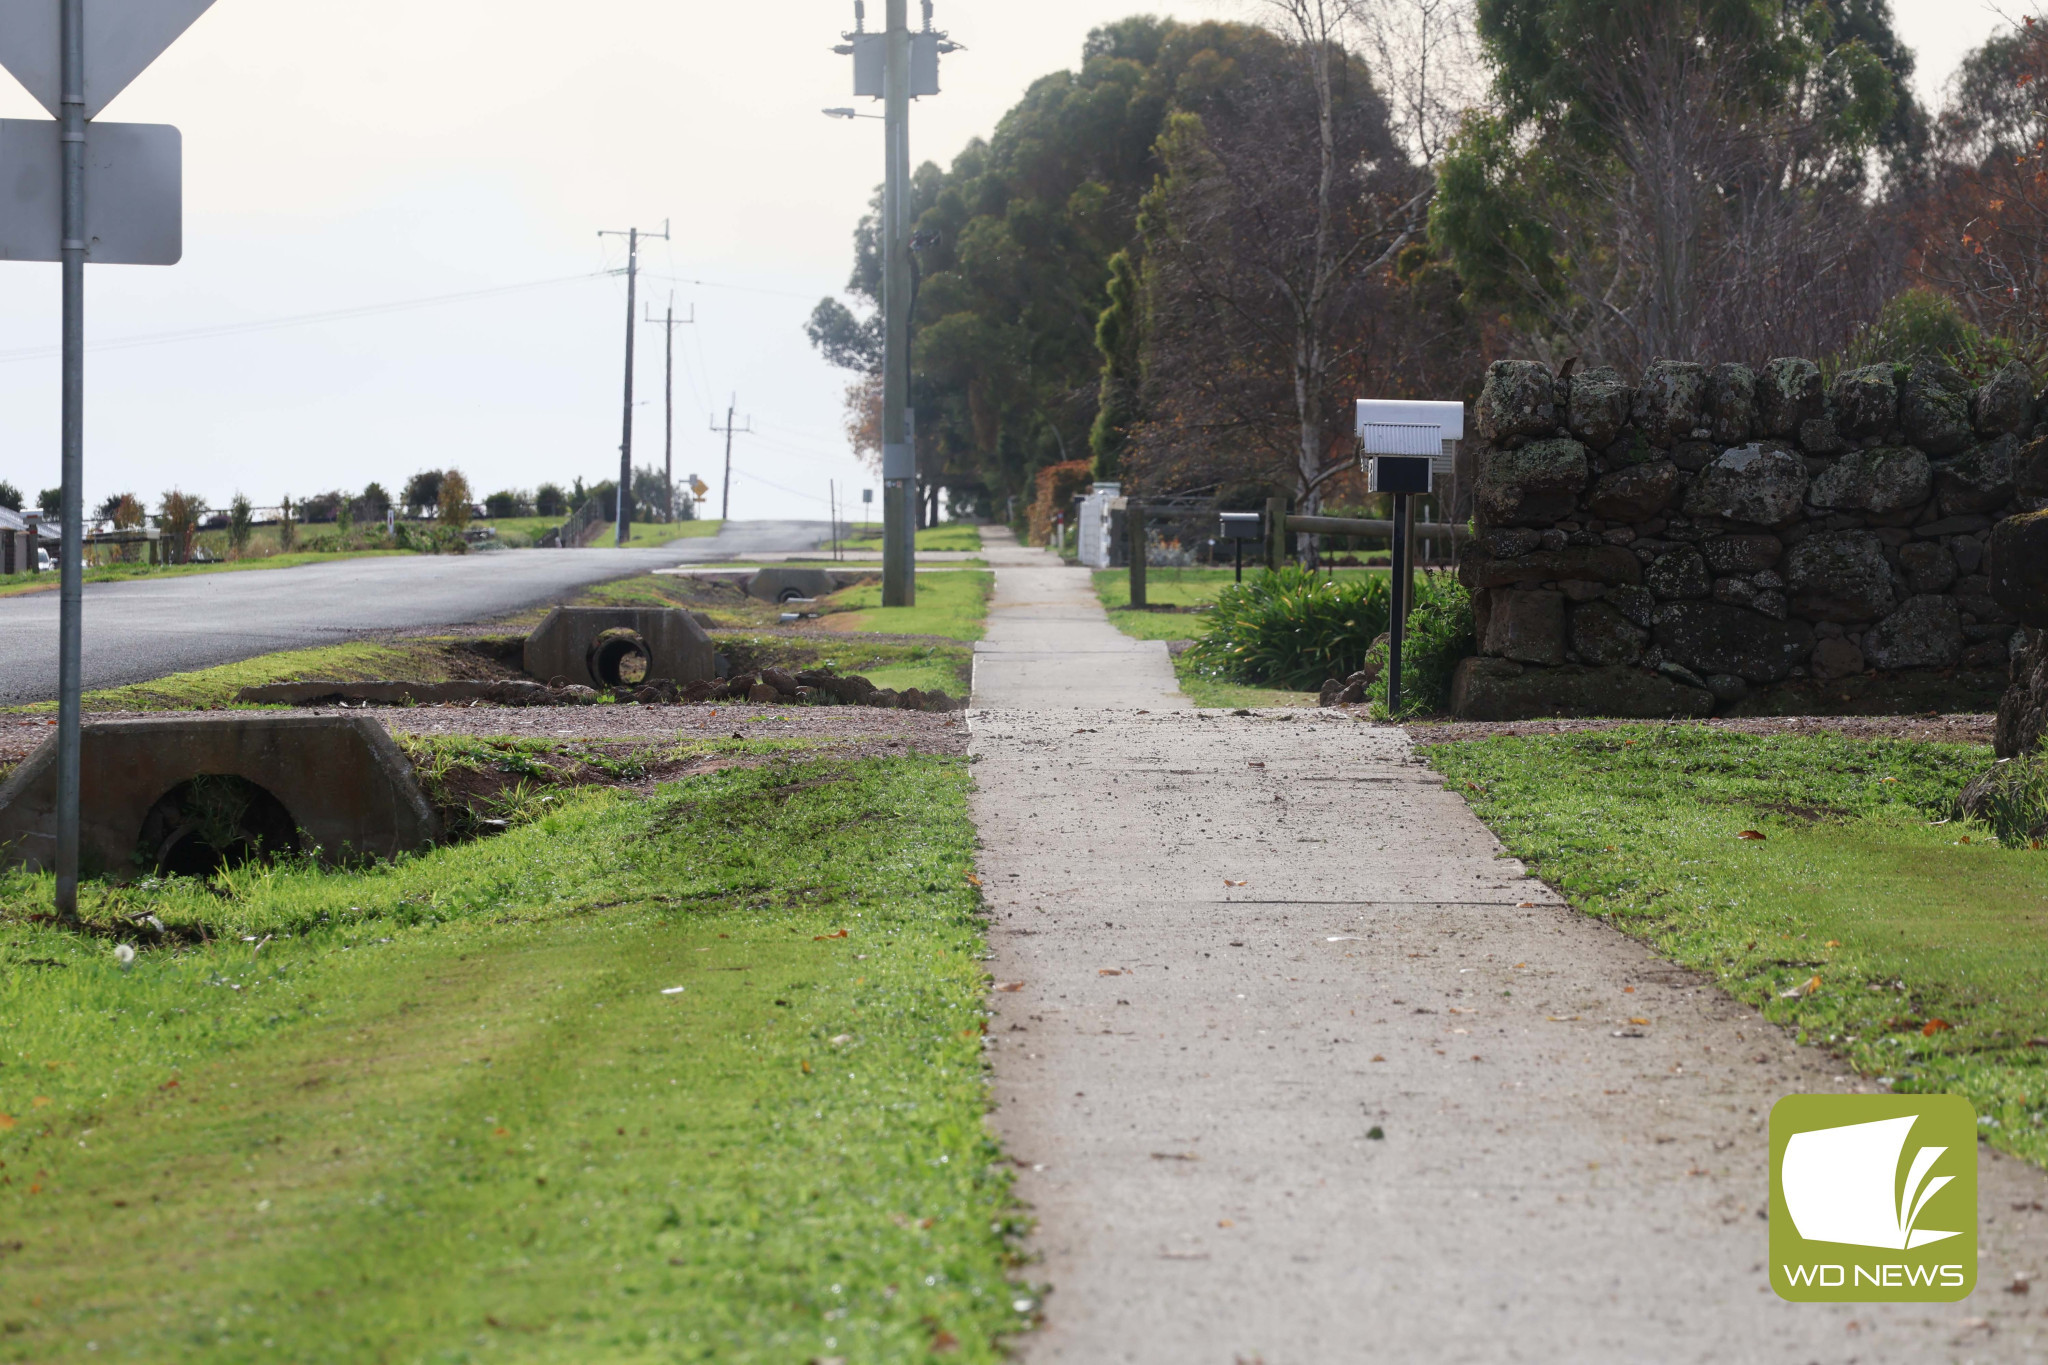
[968,533,2048,1363]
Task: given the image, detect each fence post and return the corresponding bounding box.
[1264,496,1284,572]
[1127,498,1147,608]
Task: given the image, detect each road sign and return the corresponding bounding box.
[689,476,710,498]
[0,0,216,119]
[0,118,180,264]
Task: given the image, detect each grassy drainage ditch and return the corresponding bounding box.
[0,751,1023,1363]
[1424,727,2048,1168]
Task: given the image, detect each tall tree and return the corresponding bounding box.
[1431,0,1916,366]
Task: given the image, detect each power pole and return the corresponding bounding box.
[645,292,694,522]
[599,220,668,545]
[710,397,753,522]
[54,0,85,916]
[879,0,915,605]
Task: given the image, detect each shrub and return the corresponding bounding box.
[357,482,392,523]
[0,481,19,512]
[1184,567,1392,690]
[277,496,296,552]
[535,483,568,517]
[1366,571,1477,718]
[158,489,203,564]
[1957,757,2048,848]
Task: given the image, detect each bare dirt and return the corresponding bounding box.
[0,704,971,770]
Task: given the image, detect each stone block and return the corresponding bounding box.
[1784,530,1897,623]
[1810,636,1866,680]
[1682,443,1809,527]
[1897,540,1957,594]
[1996,631,2047,757]
[1864,594,1965,670]
[2018,435,2048,498]
[1973,359,2036,437]
[1989,510,2048,627]
[1708,362,1756,444]
[524,607,718,690]
[1457,543,1642,591]
[1807,447,1931,515]
[1758,357,1824,438]
[1569,600,1646,666]
[1900,361,1974,455]
[1476,360,1557,443]
[1479,589,1567,665]
[1936,435,2019,517]
[1476,438,1589,526]
[1567,367,1632,448]
[1633,360,1709,444]
[1830,364,1899,437]
[1587,460,1680,522]
[1450,658,1714,721]
[0,715,438,877]
[1701,534,1782,574]
[1645,546,1712,600]
[1651,601,1816,682]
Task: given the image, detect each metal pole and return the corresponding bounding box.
[616,227,637,546]
[54,0,86,918]
[662,296,674,523]
[1388,491,1409,716]
[719,395,736,522]
[1127,499,1146,608]
[880,0,913,607]
[1235,537,1243,584]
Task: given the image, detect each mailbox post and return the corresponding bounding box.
[1218,511,1261,583]
[1356,399,1465,715]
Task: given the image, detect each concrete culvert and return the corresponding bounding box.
[588,628,652,688]
[137,775,299,876]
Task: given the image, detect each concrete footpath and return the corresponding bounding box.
[968,529,2048,1363]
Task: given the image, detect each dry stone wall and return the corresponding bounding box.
[1452,357,2048,723]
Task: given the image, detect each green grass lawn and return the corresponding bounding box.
[590,520,723,548]
[712,634,973,699]
[0,551,415,600]
[840,523,982,553]
[3,639,497,715]
[1424,728,2048,1167]
[0,751,1022,1362]
[821,571,993,643]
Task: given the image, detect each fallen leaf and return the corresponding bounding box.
[31,1096,50,1108]
[800,1060,812,1074]
[1545,1015,1581,1022]
[1923,1018,1951,1036]
[1247,761,1265,768]
[813,930,849,941]
[965,874,982,887]
[1738,830,1767,841]
[1098,969,1124,977]
[1779,975,1823,999]
[994,982,1026,992]
[829,1034,853,1045]
[1224,879,1247,887]
[1369,1054,1386,1062]
[1217,1218,1235,1228]
[1516,901,1537,908]
[930,1331,959,1353]
[1150,1151,1200,1162]
[494,1126,510,1137]
[1629,1017,1650,1026]
[1513,962,1526,969]
[1623,987,1635,994]
[0,1115,13,1130]
[1825,940,1840,948]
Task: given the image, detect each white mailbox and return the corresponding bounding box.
[1354,399,1465,478]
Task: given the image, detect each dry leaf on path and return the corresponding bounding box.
[994,982,1026,992]
[1738,830,1767,841]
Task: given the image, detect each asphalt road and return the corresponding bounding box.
[0,520,826,705]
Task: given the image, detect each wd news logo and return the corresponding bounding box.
[1770,1095,1977,1302]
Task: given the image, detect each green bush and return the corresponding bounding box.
[1184,567,1391,690]
[1837,287,2030,383]
[1957,756,2048,848]
[1366,571,1476,718]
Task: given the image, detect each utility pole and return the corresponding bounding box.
[645,292,694,522]
[599,220,668,545]
[879,0,914,604]
[710,397,753,522]
[54,0,85,916]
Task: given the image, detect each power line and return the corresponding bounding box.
[642,271,822,301]
[0,271,607,364]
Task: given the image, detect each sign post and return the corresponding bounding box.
[0,0,215,916]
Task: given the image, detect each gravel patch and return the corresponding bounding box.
[1400,711,1997,747]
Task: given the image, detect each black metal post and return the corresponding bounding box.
[1388,491,1408,716]
[1234,536,1243,584]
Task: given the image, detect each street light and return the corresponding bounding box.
[822,106,882,119]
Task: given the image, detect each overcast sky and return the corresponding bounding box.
[0,0,2023,522]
